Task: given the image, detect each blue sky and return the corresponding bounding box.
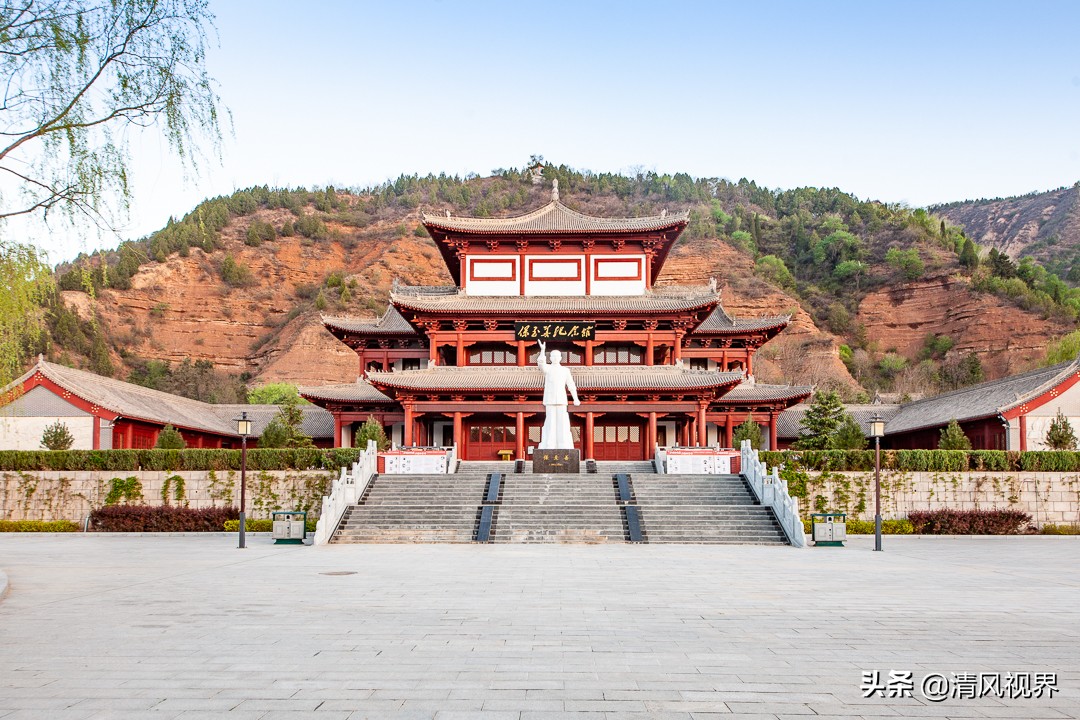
[38,0,1080,261]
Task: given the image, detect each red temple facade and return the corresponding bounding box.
[300,191,811,461]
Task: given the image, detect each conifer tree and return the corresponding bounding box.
[959,238,978,269]
[40,420,74,450]
[830,413,868,450]
[1045,409,1078,450]
[794,391,846,450]
[732,415,763,450]
[938,419,972,450]
[155,424,187,449]
[355,416,391,451]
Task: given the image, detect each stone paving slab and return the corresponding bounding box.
[0,535,1078,719]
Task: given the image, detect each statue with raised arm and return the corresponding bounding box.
[537,340,580,449]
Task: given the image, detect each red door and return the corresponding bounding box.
[593,422,644,461]
[465,423,517,461]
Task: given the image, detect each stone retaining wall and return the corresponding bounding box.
[803,470,1080,527]
[0,469,334,522]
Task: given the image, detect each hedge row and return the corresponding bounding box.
[760,449,1080,473]
[223,518,317,533]
[0,520,80,532]
[801,518,914,535]
[907,509,1032,535]
[0,448,363,472]
[89,505,239,532]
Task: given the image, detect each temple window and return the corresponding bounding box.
[593,344,644,365]
[467,344,517,365]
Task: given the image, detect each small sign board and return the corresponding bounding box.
[514,321,595,341]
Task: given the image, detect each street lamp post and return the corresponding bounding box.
[235,411,252,549]
[870,412,885,552]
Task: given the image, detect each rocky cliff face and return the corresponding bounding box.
[856,272,1072,377]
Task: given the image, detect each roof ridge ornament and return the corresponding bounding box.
[551,178,559,202]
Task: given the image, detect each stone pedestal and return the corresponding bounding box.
[533,448,580,474]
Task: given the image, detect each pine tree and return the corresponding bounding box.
[278,394,314,448]
[1045,409,1078,450]
[959,238,978,269]
[794,391,846,450]
[355,416,390,451]
[40,420,74,450]
[155,424,187,449]
[258,418,290,448]
[830,413,868,450]
[732,415,762,450]
[938,419,972,450]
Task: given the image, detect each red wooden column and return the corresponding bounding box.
[517,340,526,366]
[1019,415,1028,452]
[404,405,414,446]
[584,412,595,460]
[453,412,463,452]
[585,340,594,366]
[645,334,654,366]
[747,350,754,377]
[648,412,657,456]
[725,414,735,448]
[515,412,525,460]
[680,418,691,446]
[92,416,101,450]
[768,411,778,451]
[125,423,134,450]
[697,404,707,446]
[674,332,684,363]
[429,339,439,365]
[333,415,343,448]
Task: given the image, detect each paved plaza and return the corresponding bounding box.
[0,535,1078,720]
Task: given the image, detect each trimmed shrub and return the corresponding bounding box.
[90,505,239,532]
[1041,523,1080,535]
[907,509,1032,535]
[0,520,80,532]
[223,518,317,533]
[0,448,363,471]
[759,450,1080,473]
[801,518,913,535]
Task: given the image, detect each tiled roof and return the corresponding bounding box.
[422,200,689,235]
[391,285,719,315]
[884,359,1080,435]
[366,366,742,393]
[694,306,791,334]
[322,307,416,335]
[777,403,901,440]
[4,359,238,436]
[297,380,393,404]
[0,358,343,439]
[717,382,815,405]
[210,405,335,439]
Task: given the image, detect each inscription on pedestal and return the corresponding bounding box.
[533,448,580,474]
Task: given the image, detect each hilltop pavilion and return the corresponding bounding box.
[299,187,812,461]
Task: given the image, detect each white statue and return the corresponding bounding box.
[537,340,579,449]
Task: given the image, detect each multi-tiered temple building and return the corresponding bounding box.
[300,188,812,461]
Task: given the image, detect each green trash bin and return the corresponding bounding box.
[810,513,846,547]
[272,511,307,545]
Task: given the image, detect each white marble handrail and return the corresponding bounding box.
[740,439,806,548]
[313,440,379,546]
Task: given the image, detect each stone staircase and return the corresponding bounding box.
[329,461,790,546]
[632,474,789,545]
[490,473,627,543]
[331,473,487,543]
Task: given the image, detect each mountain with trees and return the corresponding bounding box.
[28,163,1080,405]
[933,184,1080,280]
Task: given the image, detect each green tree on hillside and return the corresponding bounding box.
[885,248,924,280]
[248,383,304,405]
[959,238,979,268]
[830,414,867,450]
